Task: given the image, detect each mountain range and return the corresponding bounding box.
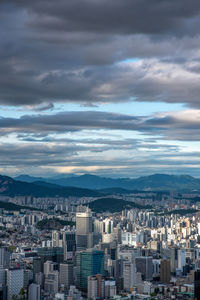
[0,175,101,198]
[0,173,198,199]
[15,173,200,191]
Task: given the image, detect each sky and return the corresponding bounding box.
[0,0,200,178]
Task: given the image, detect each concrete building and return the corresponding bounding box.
[76,206,93,249]
[0,247,10,268]
[88,275,105,300]
[105,280,116,299]
[135,257,153,281]
[160,259,171,284]
[63,230,76,260]
[52,230,63,248]
[123,261,137,291]
[178,249,186,271]
[44,271,59,295]
[59,262,74,290]
[28,283,40,300]
[7,269,24,300]
[44,260,58,277]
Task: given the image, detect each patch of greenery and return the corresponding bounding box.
[86,197,152,213]
[0,200,39,212]
[36,218,75,230]
[8,245,17,252]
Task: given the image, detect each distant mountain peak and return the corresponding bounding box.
[11,173,200,191]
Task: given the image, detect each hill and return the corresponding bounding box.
[86,198,152,213]
[14,174,45,183]
[15,173,200,191]
[0,200,38,211]
[0,175,101,198]
[36,218,75,230]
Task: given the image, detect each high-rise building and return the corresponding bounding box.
[123,261,137,291]
[87,276,98,300]
[37,247,64,267]
[87,274,105,299]
[7,269,24,300]
[93,219,104,234]
[44,271,59,295]
[76,206,93,249]
[105,280,116,299]
[76,249,105,291]
[59,262,74,290]
[112,259,123,292]
[0,247,10,268]
[63,230,76,261]
[170,247,178,274]
[52,230,63,248]
[28,283,40,300]
[35,272,45,289]
[135,257,153,281]
[0,266,6,286]
[160,259,171,284]
[33,257,42,281]
[44,261,58,277]
[0,267,6,300]
[178,249,186,271]
[103,218,113,234]
[194,269,200,300]
[24,269,33,288]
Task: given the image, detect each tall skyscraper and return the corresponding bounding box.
[7,269,24,300]
[59,262,74,290]
[33,257,42,281]
[63,229,76,261]
[170,247,178,274]
[0,247,10,268]
[135,257,153,281]
[76,249,104,291]
[76,206,93,249]
[194,269,200,300]
[178,249,186,271]
[123,261,137,291]
[160,259,171,284]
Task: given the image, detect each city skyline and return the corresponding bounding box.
[0,0,200,177]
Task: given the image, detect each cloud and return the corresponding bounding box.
[0,1,200,108]
[0,109,199,141]
[32,103,54,111]
[0,0,200,178]
[7,0,200,36]
[0,140,199,178]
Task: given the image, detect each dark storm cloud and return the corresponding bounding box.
[1,55,200,107]
[0,1,200,107]
[0,110,199,141]
[7,0,200,36]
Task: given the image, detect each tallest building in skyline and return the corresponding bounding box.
[76,206,93,249]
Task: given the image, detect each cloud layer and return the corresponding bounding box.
[0,110,199,141]
[0,0,200,177]
[0,1,200,107]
